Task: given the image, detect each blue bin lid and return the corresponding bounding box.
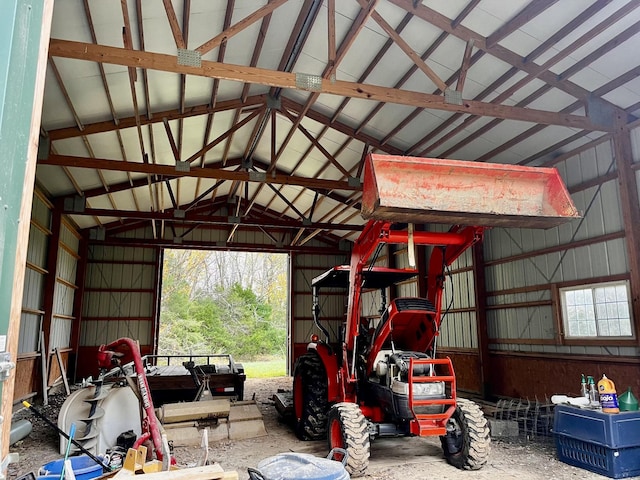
[39,455,103,480]
[256,453,350,480]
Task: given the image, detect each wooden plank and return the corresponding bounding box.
[47,39,612,131]
[161,399,230,424]
[117,464,237,480]
[196,0,289,55]
[54,347,70,395]
[40,331,48,405]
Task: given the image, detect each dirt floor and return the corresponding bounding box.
[8,376,630,480]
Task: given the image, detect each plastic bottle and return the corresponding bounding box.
[587,376,599,406]
[619,387,639,412]
[598,374,619,413]
[580,374,588,398]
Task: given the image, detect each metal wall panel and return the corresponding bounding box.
[22,267,44,312]
[56,248,77,284]
[26,227,48,267]
[50,317,72,350]
[18,312,40,353]
[31,193,51,229]
[480,133,636,358]
[291,252,346,346]
[19,192,51,354]
[80,319,152,347]
[60,222,80,251]
[80,243,158,347]
[53,283,75,318]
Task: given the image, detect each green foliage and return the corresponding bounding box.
[159,250,287,360]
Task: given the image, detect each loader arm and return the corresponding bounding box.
[344,222,483,382]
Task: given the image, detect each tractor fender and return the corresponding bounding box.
[306,342,343,403]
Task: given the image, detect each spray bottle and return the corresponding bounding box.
[580,374,588,398]
[587,376,599,407]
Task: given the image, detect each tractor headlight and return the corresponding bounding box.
[412,381,445,397]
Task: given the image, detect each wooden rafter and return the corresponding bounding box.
[48,95,265,141]
[48,39,613,130]
[485,0,560,49]
[68,207,362,231]
[196,0,289,55]
[40,154,361,191]
[358,0,447,92]
[407,0,618,156]
[456,39,474,93]
[279,107,350,177]
[162,0,186,49]
[389,0,626,114]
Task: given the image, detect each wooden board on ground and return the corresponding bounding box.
[160,399,230,423]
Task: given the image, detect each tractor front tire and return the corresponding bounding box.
[440,398,490,470]
[293,353,329,440]
[327,402,370,477]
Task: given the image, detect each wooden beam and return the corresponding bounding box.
[327,0,336,68]
[196,0,289,55]
[486,0,559,48]
[279,107,351,177]
[456,39,474,93]
[611,120,640,337]
[41,154,361,191]
[388,0,625,117]
[360,0,447,92]
[472,241,491,399]
[47,95,265,140]
[162,0,186,49]
[185,107,263,163]
[48,39,609,130]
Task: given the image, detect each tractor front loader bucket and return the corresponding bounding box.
[361,154,579,228]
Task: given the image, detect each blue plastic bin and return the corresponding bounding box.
[554,405,640,478]
[38,455,103,480]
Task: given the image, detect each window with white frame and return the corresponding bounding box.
[560,281,633,338]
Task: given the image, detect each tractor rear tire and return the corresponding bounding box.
[327,402,370,477]
[440,398,490,470]
[293,352,329,440]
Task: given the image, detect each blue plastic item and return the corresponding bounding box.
[554,405,640,478]
[38,455,103,480]
[249,450,350,480]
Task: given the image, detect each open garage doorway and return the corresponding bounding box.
[158,249,289,378]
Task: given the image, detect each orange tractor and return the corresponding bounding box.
[292,154,578,475]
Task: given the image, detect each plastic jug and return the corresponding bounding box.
[618,387,639,412]
[597,374,619,413]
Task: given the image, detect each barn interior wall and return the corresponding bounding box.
[76,233,160,380]
[477,127,640,399]
[290,249,349,372]
[15,191,81,403]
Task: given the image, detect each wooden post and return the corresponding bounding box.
[472,241,492,399]
[42,199,62,366]
[611,118,640,335]
[0,0,54,462]
[70,232,89,382]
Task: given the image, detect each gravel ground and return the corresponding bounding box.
[8,377,633,480]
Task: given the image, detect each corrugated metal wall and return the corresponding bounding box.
[50,219,80,350]
[290,248,349,369]
[19,192,50,354]
[484,136,635,357]
[81,243,158,347]
[477,126,640,398]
